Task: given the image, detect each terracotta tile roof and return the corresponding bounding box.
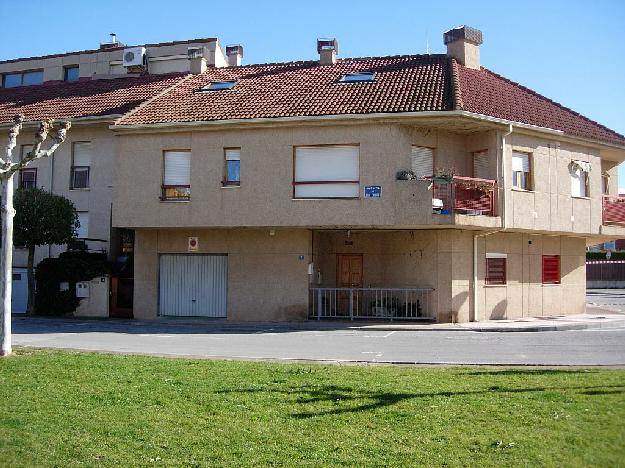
[454,63,625,146]
[115,54,625,147]
[0,73,185,125]
[117,55,455,124]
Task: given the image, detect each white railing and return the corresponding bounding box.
[309,288,435,321]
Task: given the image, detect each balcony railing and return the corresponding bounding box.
[603,195,625,225]
[309,287,435,321]
[430,176,497,216]
[161,185,191,201]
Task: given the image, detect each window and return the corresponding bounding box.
[511,152,530,190]
[570,161,590,198]
[76,212,89,239]
[485,254,507,285]
[19,168,37,189]
[162,150,191,200]
[224,148,240,186]
[473,150,490,180]
[411,146,433,179]
[338,72,375,83]
[602,174,610,195]
[64,66,79,82]
[71,142,92,189]
[294,145,359,198]
[542,255,561,284]
[2,70,43,88]
[200,81,236,91]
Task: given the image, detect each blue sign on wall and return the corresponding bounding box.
[364,185,382,198]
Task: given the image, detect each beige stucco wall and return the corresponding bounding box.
[133,228,311,321]
[11,124,115,270]
[113,124,504,230]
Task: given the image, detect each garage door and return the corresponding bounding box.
[159,255,227,317]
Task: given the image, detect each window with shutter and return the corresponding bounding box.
[19,168,37,189]
[162,150,191,200]
[294,145,359,198]
[224,148,241,185]
[511,152,530,190]
[71,142,92,189]
[485,254,507,285]
[542,255,560,284]
[473,150,490,180]
[411,146,433,179]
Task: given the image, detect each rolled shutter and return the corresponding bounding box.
[511,152,529,172]
[473,151,490,180]
[485,257,506,285]
[225,149,240,161]
[411,146,433,178]
[164,151,191,186]
[73,142,92,166]
[77,212,89,238]
[294,146,359,198]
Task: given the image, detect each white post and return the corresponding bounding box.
[0,116,70,356]
[0,175,14,355]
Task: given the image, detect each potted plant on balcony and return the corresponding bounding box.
[396,170,418,180]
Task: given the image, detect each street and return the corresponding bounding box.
[11,315,625,366]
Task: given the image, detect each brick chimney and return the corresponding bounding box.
[317,38,338,65]
[443,26,483,69]
[226,45,243,67]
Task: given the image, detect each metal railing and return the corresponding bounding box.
[309,287,434,321]
[602,195,625,225]
[430,176,497,216]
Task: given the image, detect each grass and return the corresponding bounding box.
[0,349,624,467]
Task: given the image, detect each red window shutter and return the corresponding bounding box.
[542,255,560,284]
[486,257,506,285]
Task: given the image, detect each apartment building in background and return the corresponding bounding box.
[2,26,625,322]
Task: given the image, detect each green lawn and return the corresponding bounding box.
[0,350,624,467]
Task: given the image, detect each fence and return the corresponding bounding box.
[309,287,435,321]
[586,260,625,288]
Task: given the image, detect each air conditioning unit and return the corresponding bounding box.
[122,47,146,67]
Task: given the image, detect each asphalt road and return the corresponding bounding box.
[587,289,625,313]
[11,317,625,366]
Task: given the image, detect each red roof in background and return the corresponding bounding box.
[0,73,184,125]
[118,55,454,124]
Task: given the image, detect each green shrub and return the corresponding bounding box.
[34,252,110,316]
[586,251,625,260]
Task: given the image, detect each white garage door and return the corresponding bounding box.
[159,255,227,317]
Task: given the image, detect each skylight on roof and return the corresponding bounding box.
[200,80,237,91]
[338,72,375,83]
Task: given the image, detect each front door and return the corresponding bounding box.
[337,254,363,288]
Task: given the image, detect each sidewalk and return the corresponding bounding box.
[15,310,625,333]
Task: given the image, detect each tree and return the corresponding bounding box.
[14,188,79,315]
[1,116,71,356]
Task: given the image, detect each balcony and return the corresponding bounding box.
[161,185,190,201]
[602,195,625,225]
[430,176,497,217]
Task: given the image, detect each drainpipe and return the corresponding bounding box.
[471,124,513,322]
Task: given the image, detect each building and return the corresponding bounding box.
[0,35,231,314]
[3,26,625,322]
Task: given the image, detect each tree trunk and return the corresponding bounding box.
[26,244,35,315]
[0,175,14,356]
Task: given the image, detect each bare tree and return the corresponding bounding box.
[1,115,71,356]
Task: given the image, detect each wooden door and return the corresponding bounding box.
[337,254,363,288]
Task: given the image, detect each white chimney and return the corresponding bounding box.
[317,38,338,65]
[443,26,483,69]
[188,47,207,74]
[226,45,243,67]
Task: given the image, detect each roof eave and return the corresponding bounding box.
[109,110,625,151]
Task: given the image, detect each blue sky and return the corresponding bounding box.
[2,0,624,184]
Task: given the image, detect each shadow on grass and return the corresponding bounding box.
[217,382,625,418]
[464,369,599,377]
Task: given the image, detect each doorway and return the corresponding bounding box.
[336,254,363,287]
